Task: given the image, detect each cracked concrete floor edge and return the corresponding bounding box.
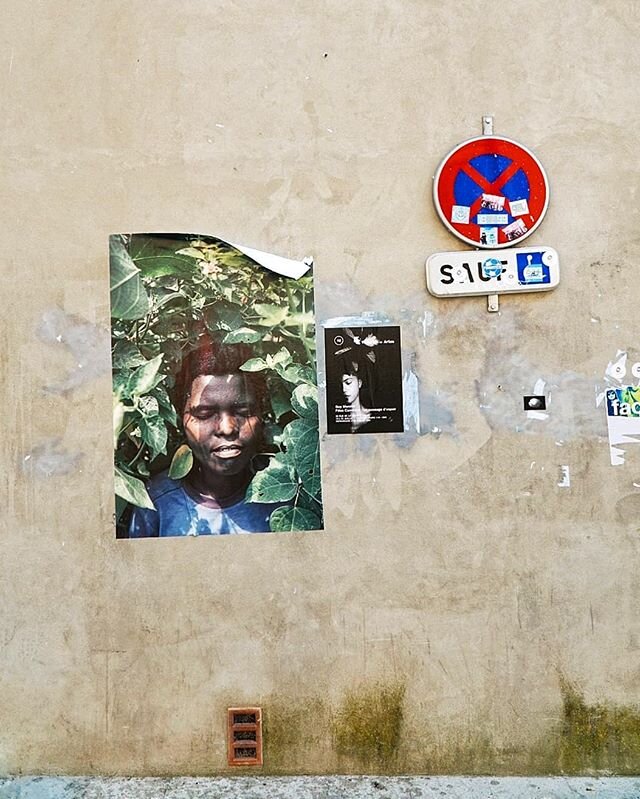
[1,776,640,799]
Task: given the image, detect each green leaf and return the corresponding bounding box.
[246,459,297,503]
[254,303,287,327]
[138,395,160,416]
[110,236,150,320]
[271,347,292,367]
[114,466,155,510]
[128,236,197,278]
[152,385,178,427]
[115,493,129,522]
[204,302,245,333]
[240,357,268,372]
[278,363,317,386]
[175,246,207,260]
[291,384,318,418]
[283,311,315,327]
[112,371,129,399]
[169,444,193,479]
[113,400,126,449]
[112,340,147,369]
[269,506,322,532]
[269,383,292,420]
[127,354,164,397]
[284,418,322,496]
[139,415,168,459]
[222,327,263,344]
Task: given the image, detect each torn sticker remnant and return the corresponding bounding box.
[605,386,640,465]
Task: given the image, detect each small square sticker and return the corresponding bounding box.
[480,193,505,211]
[510,198,529,217]
[479,227,498,246]
[504,218,528,240]
[451,205,470,224]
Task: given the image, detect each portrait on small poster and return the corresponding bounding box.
[110,233,323,538]
[324,326,404,434]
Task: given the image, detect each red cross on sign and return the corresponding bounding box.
[433,135,550,249]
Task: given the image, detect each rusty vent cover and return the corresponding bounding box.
[227,707,263,766]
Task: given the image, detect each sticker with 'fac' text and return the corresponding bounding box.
[605,385,640,466]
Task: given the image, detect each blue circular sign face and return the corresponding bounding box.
[434,136,550,248]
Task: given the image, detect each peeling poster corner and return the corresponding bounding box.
[110,233,323,539]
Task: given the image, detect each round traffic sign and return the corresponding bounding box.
[433,135,549,249]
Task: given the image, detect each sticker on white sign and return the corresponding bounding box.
[425,246,560,298]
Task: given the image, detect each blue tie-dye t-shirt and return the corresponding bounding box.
[128,472,281,537]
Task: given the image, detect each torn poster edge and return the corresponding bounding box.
[230,241,312,279]
[118,232,312,279]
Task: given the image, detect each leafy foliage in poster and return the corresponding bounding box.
[110,234,322,531]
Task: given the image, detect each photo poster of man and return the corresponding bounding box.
[324,326,404,434]
[110,232,323,538]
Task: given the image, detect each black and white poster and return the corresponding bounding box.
[324,326,404,434]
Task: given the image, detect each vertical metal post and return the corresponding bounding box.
[483,115,499,312]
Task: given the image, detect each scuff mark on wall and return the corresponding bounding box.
[37,308,110,394]
[22,439,83,478]
[402,356,420,435]
[320,313,392,328]
[477,352,606,441]
[420,389,456,440]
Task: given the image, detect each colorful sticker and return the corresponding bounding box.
[509,198,529,217]
[480,193,506,211]
[503,218,528,240]
[324,326,404,434]
[482,258,503,279]
[110,233,323,538]
[451,205,470,224]
[517,252,550,285]
[605,386,640,466]
[479,227,498,246]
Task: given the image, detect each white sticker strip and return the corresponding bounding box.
[477,213,508,225]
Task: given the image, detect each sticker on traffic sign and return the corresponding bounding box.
[426,246,559,298]
[433,136,549,249]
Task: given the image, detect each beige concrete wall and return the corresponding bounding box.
[2,0,640,776]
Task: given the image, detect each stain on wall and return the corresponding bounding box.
[333,681,406,767]
[557,678,640,775]
[37,308,110,394]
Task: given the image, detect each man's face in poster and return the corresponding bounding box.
[183,374,263,479]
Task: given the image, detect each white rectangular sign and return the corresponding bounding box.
[426,246,560,298]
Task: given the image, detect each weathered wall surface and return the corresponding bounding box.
[2,0,640,776]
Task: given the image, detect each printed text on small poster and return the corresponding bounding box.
[324,326,404,434]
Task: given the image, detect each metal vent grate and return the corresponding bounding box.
[227,707,262,766]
